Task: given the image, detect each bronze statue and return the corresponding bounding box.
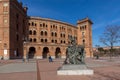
[64,37,85,64]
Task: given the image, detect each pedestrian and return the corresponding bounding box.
[48,55,53,62]
[96,55,99,59]
[22,58,25,62]
[26,53,29,62]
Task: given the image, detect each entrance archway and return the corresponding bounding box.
[55,47,61,58]
[29,47,36,58]
[42,47,49,58]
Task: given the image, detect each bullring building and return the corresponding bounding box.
[0,0,93,60]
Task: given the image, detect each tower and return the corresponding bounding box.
[0,0,28,59]
[77,17,93,57]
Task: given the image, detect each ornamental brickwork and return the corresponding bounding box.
[26,17,93,59]
[0,0,93,59]
[0,0,28,59]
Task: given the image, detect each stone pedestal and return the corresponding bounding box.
[57,64,94,75]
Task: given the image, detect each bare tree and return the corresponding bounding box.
[100,25,120,59]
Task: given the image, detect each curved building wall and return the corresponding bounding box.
[26,17,92,59]
[0,0,92,60]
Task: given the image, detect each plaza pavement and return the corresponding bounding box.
[37,57,120,80]
[0,57,120,80]
[0,59,37,80]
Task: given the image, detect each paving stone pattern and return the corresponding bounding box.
[0,57,120,80]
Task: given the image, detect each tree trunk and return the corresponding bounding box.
[110,43,113,60]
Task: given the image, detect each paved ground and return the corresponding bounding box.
[0,59,37,80]
[0,57,120,80]
[37,57,120,80]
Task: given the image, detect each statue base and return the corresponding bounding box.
[57,64,94,75]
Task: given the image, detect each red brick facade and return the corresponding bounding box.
[0,0,93,59]
[0,0,28,59]
[25,17,93,59]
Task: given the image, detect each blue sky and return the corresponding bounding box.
[19,0,120,47]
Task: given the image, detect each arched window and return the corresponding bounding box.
[45,39,47,42]
[80,27,82,30]
[35,23,37,26]
[83,39,85,44]
[45,31,47,36]
[63,34,65,37]
[61,40,62,43]
[51,40,54,43]
[43,23,45,27]
[64,41,66,43]
[41,39,43,42]
[53,25,55,29]
[55,40,57,43]
[41,31,43,36]
[55,33,57,37]
[85,25,86,29]
[28,23,30,26]
[51,25,52,28]
[29,38,32,42]
[32,22,34,26]
[60,34,62,37]
[29,30,32,35]
[46,25,48,27]
[40,24,42,27]
[51,32,54,36]
[33,38,37,42]
[33,31,36,35]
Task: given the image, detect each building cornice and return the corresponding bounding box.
[28,16,77,28]
[77,17,93,24]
